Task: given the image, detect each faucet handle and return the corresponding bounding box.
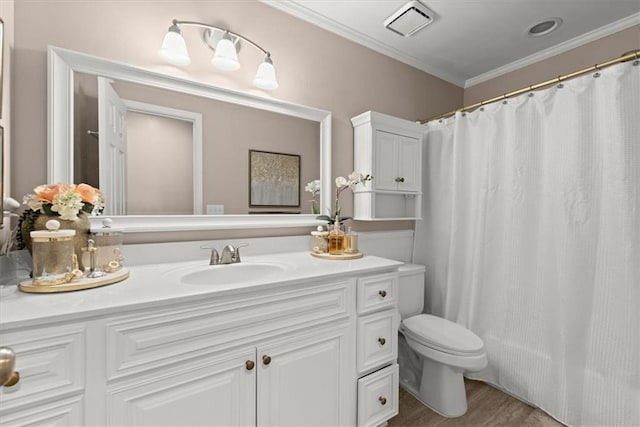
[200,245,220,265]
[210,249,220,265]
[231,243,248,262]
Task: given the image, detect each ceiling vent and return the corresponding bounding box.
[384,1,434,37]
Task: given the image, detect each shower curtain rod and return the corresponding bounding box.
[420,49,640,124]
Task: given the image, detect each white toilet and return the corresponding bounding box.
[397,264,487,417]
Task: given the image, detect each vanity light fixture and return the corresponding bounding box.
[158,19,278,90]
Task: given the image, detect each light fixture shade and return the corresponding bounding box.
[158,28,191,66]
[212,34,240,71]
[253,56,278,90]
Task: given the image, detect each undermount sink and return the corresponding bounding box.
[179,262,287,286]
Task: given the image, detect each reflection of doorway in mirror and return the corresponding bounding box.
[126,112,194,215]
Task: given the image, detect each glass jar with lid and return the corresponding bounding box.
[30,219,78,286]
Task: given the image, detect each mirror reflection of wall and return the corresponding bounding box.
[127,112,194,215]
[72,72,320,216]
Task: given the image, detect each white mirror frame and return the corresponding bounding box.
[48,46,331,233]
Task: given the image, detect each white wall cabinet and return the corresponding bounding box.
[1,263,401,427]
[351,111,425,220]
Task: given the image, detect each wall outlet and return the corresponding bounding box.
[206,204,224,215]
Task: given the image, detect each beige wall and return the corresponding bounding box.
[464,25,640,105]
[1,0,13,205]
[10,0,462,241]
[12,1,633,243]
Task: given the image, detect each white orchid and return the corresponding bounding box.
[305,179,321,195]
[317,171,372,224]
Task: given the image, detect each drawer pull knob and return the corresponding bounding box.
[262,355,272,365]
[378,290,387,298]
[0,347,19,388]
[378,337,386,346]
[245,360,255,370]
[395,177,405,183]
[379,396,387,405]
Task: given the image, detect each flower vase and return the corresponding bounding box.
[22,213,92,271]
[310,199,320,215]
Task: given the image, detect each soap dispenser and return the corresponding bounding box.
[328,220,345,255]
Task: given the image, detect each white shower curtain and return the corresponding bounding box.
[414,60,639,426]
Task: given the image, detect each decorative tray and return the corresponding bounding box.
[19,268,130,294]
[310,252,363,260]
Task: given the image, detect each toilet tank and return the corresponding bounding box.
[398,264,426,319]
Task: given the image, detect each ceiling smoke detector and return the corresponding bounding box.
[384,1,435,37]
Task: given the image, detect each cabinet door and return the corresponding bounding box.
[396,135,421,192]
[107,349,256,426]
[373,130,399,191]
[257,327,353,427]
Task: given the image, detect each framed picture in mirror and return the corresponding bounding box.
[249,150,300,208]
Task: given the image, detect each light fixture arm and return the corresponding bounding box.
[171,19,271,57]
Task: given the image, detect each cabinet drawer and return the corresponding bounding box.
[107,280,352,380]
[357,273,398,315]
[357,310,398,375]
[0,325,85,413]
[357,364,399,427]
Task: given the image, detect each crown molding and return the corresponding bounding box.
[465,12,640,88]
[262,1,639,90]
[260,0,466,87]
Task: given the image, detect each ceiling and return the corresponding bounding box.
[262,0,640,87]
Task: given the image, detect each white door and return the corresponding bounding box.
[257,328,352,427]
[98,77,127,215]
[107,349,257,426]
[396,135,421,192]
[373,130,398,191]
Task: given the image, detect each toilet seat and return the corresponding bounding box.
[400,314,484,356]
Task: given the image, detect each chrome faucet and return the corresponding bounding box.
[219,244,247,264]
[202,244,247,265]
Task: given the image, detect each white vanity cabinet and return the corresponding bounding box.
[103,278,354,427]
[0,254,402,427]
[351,111,425,220]
[0,323,87,426]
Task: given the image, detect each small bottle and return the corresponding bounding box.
[328,222,345,255]
[345,227,358,253]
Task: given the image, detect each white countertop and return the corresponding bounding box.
[0,251,402,329]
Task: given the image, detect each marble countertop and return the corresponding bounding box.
[0,251,402,329]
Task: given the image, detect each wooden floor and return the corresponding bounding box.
[388,379,565,427]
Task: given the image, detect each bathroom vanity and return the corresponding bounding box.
[0,252,401,427]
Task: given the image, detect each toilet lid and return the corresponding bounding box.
[401,314,484,355]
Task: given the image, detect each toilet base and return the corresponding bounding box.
[418,357,468,417]
[400,357,468,418]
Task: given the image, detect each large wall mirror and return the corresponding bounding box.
[48,46,331,232]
